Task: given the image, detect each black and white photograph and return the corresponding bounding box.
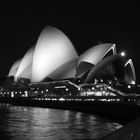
[0,6,140,139]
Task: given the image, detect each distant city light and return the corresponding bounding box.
[25,93,28,97]
[59,98,65,101]
[108,86,111,89]
[128,85,131,89]
[100,79,103,82]
[131,81,135,85]
[66,88,69,91]
[55,86,66,89]
[11,93,14,98]
[120,52,126,57]
[78,87,81,91]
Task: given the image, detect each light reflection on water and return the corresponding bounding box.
[0,103,122,140]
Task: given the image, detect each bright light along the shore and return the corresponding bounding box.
[120,52,126,57]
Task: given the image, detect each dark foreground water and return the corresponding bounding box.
[0,103,122,140]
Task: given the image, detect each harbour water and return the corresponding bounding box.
[0,103,122,140]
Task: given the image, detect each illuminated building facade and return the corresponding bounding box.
[0,26,138,102]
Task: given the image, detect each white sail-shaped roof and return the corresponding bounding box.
[15,47,34,81]
[48,58,78,80]
[78,43,116,66]
[84,55,124,83]
[31,26,78,82]
[124,59,136,84]
[18,64,32,80]
[8,59,22,76]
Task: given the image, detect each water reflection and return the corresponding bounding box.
[0,103,122,140]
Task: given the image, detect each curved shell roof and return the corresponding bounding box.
[31,26,79,82]
[8,59,22,76]
[78,43,116,66]
[124,59,136,84]
[75,61,94,79]
[48,58,78,80]
[84,55,125,83]
[18,64,32,80]
[15,47,34,82]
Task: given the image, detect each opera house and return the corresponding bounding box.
[1,26,140,126]
[0,26,137,99]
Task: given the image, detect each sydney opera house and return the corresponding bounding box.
[0,26,138,100]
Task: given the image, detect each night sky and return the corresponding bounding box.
[0,7,139,82]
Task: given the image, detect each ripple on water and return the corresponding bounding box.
[0,103,122,140]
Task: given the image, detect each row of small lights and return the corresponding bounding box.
[81,90,116,96]
[0,91,28,98]
[32,97,122,102]
[33,98,82,101]
[0,85,115,97]
[0,87,70,97]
